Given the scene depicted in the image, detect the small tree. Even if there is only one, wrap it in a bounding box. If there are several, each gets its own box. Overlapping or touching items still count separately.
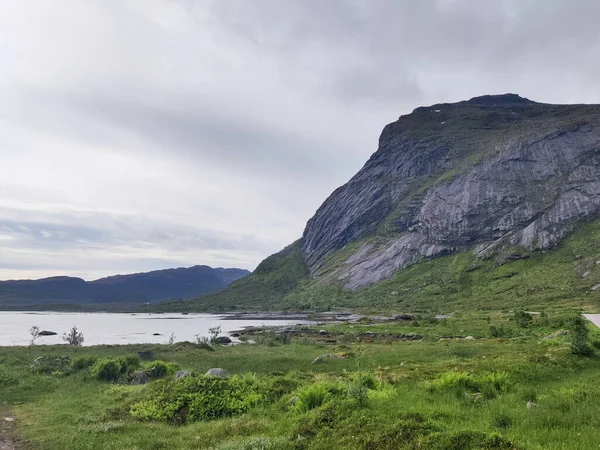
[569,315,593,356]
[165,332,176,345]
[208,326,221,344]
[29,325,41,346]
[62,326,84,346]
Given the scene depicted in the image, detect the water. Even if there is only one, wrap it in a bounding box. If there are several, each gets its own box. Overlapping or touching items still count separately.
[0,311,313,346]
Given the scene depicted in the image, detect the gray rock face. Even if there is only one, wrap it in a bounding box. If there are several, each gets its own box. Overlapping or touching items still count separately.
[301,95,600,289]
[174,370,191,381]
[131,372,149,385]
[205,368,229,378]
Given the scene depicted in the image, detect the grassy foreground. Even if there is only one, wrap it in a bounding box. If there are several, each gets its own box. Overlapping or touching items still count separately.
[2,312,600,449]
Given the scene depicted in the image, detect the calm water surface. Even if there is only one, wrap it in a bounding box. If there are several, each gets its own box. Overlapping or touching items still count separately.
[0,311,313,346]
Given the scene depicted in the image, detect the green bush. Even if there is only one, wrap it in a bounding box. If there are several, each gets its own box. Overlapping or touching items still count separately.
[426,371,509,396]
[568,315,593,356]
[130,375,263,425]
[293,382,332,413]
[72,356,97,371]
[513,310,533,328]
[143,360,180,378]
[91,356,141,382]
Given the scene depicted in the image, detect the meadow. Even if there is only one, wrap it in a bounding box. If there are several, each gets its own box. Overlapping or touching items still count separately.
[2,311,600,449]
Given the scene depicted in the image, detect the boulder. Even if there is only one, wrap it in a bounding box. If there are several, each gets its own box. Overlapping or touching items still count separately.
[38,330,57,336]
[131,372,149,385]
[214,336,232,345]
[205,368,229,378]
[174,370,191,381]
[137,350,154,361]
[394,314,414,321]
[230,332,241,338]
[152,333,161,336]
[319,329,329,336]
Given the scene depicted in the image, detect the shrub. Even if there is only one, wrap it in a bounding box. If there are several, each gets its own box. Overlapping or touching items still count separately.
[568,315,593,356]
[194,335,215,351]
[426,371,477,392]
[92,359,122,382]
[293,382,332,413]
[347,381,369,407]
[144,360,180,378]
[426,371,509,397]
[91,356,141,382]
[62,326,84,346]
[130,375,263,425]
[513,310,533,328]
[72,356,98,371]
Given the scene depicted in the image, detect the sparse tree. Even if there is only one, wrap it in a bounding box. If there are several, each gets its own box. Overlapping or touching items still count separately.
[62,326,84,346]
[165,332,176,345]
[208,326,221,344]
[29,325,41,346]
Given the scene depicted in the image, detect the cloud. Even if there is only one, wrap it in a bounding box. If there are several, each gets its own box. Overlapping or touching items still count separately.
[1,0,599,279]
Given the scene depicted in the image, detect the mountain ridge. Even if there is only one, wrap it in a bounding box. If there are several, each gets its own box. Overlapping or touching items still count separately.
[0,265,249,308]
[168,94,600,312]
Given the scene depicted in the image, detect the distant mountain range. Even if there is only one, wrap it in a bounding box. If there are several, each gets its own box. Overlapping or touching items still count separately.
[0,266,249,308]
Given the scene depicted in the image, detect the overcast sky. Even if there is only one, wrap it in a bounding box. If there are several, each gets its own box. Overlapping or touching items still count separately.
[1,0,599,280]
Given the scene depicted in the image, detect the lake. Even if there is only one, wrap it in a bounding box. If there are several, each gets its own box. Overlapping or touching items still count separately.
[0,311,314,346]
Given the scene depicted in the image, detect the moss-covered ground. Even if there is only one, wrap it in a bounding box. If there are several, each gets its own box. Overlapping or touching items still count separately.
[2,312,600,449]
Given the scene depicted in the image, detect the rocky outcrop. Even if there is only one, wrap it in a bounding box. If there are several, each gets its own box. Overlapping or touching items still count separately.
[301,94,600,289]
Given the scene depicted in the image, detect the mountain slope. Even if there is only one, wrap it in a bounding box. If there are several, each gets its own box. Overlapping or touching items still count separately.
[0,265,249,308]
[181,94,600,311]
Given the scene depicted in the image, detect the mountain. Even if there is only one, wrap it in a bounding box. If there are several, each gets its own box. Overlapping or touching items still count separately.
[0,266,249,308]
[168,94,600,312]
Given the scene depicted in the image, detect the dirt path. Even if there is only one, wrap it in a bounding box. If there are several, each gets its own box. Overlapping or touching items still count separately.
[0,405,22,450]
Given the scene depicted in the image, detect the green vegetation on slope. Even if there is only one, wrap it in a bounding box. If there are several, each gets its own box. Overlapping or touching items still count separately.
[3,312,600,449]
[163,219,600,313]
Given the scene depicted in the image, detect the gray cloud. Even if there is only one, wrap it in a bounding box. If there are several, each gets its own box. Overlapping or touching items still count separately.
[1,0,600,279]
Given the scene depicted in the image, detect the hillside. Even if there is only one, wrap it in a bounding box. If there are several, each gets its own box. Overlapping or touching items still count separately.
[168,94,600,312]
[0,265,249,309]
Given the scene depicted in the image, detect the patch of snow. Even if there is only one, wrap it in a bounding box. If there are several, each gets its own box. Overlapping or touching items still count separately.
[434,109,441,113]
[441,121,446,125]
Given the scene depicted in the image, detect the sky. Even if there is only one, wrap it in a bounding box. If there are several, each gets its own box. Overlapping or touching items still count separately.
[1,0,600,281]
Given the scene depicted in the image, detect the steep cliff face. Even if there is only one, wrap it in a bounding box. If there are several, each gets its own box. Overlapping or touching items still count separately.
[301,94,600,289]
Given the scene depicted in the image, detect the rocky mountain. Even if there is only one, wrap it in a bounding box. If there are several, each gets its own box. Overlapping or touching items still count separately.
[0,266,249,308]
[176,94,600,312]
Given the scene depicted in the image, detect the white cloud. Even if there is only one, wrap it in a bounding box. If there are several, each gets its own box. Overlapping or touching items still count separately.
[1,0,599,279]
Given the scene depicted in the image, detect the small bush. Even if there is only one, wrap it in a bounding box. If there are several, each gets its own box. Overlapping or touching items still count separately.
[293,382,332,413]
[144,360,180,378]
[347,381,369,407]
[513,311,533,328]
[130,375,263,425]
[426,371,477,392]
[427,371,509,397]
[72,356,98,371]
[568,315,593,356]
[62,326,84,346]
[91,356,141,382]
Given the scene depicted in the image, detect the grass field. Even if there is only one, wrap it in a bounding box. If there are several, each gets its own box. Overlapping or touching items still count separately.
[2,312,600,449]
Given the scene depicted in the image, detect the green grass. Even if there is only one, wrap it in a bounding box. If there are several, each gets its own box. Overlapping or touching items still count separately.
[3,313,600,449]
